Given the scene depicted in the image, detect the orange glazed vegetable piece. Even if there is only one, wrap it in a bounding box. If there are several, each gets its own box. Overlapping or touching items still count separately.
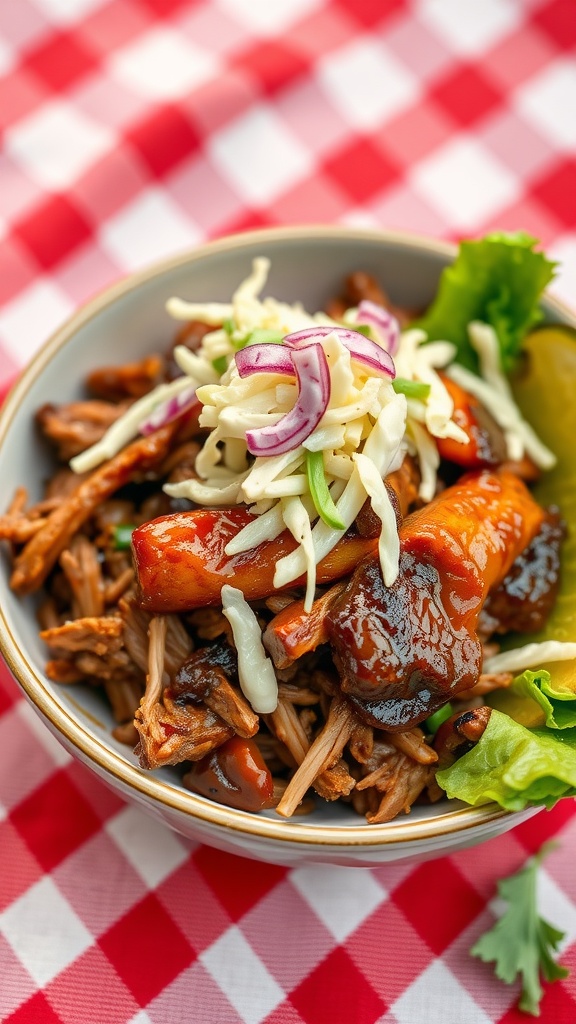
[435,373,507,468]
[182,736,275,812]
[132,507,377,613]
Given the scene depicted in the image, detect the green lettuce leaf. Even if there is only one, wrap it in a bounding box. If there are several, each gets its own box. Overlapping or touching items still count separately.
[436,709,576,811]
[416,232,556,372]
[511,669,576,731]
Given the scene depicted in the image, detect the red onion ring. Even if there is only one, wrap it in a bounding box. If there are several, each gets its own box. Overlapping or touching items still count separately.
[245,344,330,456]
[356,300,400,356]
[139,385,199,436]
[284,326,395,378]
[235,344,295,378]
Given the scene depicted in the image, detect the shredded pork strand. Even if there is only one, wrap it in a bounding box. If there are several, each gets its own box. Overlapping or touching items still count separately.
[269,696,355,801]
[104,677,143,724]
[354,739,433,823]
[40,616,123,657]
[119,597,193,677]
[11,425,176,596]
[59,535,104,618]
[74,649,139,683]
[45,659,84,684]
[134,616,233,769]
[386,727,438,765]
[103,567,135,605]
[36,400,132,461]
[275,697,359,817]
[366,759,433,825]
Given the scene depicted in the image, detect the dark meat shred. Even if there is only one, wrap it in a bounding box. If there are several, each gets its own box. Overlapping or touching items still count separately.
[481,507,565,635]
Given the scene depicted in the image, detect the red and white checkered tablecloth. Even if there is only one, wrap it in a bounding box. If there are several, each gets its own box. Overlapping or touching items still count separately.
[1,1,576,1021]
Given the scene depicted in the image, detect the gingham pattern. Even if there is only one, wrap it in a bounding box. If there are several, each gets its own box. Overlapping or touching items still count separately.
[1,1,575,1021]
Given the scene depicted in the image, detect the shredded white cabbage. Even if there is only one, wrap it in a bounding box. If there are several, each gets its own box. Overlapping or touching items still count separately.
[68,258,557,624]
[281,496,316,611]
[353,452,400,586]
[69,375,195,474]
[483,642,576,674]
[448,322,557,470]
[220,584,278,713]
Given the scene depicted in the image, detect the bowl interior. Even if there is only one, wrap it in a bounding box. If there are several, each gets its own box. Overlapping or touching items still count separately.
[1,227,571,844]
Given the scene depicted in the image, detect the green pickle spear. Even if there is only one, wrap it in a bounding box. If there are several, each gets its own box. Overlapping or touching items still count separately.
[506,324,576,696]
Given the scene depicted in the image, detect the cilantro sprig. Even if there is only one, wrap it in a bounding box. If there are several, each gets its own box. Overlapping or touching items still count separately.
[471,844,569,1016]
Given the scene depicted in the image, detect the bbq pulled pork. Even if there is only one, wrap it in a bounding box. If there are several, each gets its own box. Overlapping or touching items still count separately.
[327,469,552,731]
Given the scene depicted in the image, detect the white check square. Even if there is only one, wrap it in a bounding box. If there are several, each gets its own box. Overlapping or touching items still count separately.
[410,136,518,231]
[201,925,284,1024]
[217,0,323,35]
[32,0,106,24]
[0,279,73,366]
[392,961,493,1024]
[0,877,92,987]
[106,806,190,889]
[99,189,200,272]
[291,864,386,943]
[515,60,576,149]
[417,0,520,56]
[4,100,113,190]
[318,38,418,130]
[208,105,312,206]
[111,28,218,101]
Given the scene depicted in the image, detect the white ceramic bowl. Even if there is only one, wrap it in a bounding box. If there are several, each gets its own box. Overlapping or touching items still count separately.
[1,226,572,867]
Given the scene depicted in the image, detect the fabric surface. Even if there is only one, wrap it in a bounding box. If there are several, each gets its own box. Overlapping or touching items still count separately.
[1,1,576,1021]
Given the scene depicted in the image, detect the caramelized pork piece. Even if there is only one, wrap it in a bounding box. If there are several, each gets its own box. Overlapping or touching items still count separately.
[133,507,378,613]
[436,374,507,468]
[480,506,564,635]
[36,400,132,462]
[173,645,258,738]
[263,582,346,670]
[433,706,492,768]
[328,470,548,731]
[11,424,176,596]
[87,355,164,401]
[135,621,233,769]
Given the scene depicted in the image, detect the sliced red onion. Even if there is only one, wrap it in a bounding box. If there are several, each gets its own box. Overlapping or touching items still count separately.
[235,344,295,378]
[246,344,330,456]
[284,326,395,379]
[356,300,400,356]
[139,385,198,436]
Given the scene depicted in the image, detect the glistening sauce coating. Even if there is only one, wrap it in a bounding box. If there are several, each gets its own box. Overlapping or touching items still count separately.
[327,470,547,730]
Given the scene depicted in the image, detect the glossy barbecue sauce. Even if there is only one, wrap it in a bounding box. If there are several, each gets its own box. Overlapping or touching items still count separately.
[183,737,274,812]
[327,470,548,731]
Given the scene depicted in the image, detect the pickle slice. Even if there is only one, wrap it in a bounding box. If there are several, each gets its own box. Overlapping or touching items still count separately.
[510,324,576,692]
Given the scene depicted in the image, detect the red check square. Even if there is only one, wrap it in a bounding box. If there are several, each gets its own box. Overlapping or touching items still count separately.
[98,894,193,1006]
[291,946,385,1023]
[25,31,97,93]
[10,769,101,873]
